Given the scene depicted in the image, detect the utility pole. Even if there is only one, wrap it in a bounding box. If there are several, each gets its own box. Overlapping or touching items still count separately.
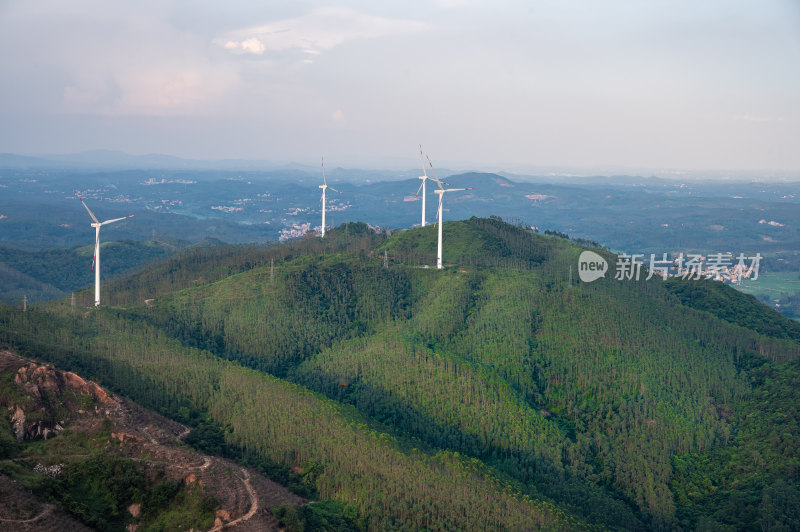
[383,249,388,269]
[569,265,573,288]
[270,258,275,285]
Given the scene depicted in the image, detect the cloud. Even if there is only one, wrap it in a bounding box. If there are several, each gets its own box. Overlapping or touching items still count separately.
[215,7,427,57]
[58,60,239,117]
[0,1,241,117]
[224,37,266,55]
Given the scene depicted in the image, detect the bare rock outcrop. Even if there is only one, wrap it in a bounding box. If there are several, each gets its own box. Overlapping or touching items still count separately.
[4,360,117,441]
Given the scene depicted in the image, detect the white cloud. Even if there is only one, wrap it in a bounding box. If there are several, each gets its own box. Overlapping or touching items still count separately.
[215,7,427,57]
[241,38,266,54]
[225,37,266,55]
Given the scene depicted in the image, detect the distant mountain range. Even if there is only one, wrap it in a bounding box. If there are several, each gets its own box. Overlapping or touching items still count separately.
[4,150,798,182]
[2,158,799,318]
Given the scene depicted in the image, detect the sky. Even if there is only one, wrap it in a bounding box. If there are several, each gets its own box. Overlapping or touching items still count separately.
[1,0,799,174]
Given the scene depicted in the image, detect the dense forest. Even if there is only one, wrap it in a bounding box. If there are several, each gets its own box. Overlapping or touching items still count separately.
[0,239,196,305]
[2,217,799,530]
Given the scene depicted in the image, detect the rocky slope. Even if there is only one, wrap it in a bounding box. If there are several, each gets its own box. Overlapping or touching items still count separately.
[0,349,305,531]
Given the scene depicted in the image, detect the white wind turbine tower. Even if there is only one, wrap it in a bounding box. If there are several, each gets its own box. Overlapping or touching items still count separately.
[428,156,473,270]
[75,193,135,306]
[319,157,341,238]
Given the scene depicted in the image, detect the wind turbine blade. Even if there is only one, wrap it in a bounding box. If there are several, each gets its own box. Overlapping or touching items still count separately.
[75,192,100,223]
[322,156,327,187]
[426,155,444,190]
[101,214,135,225]
[419,144,428,177]
[414,181,424,197]
[328,187,341,194]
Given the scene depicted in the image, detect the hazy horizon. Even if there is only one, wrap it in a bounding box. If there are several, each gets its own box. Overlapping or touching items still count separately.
[3,149,800,182]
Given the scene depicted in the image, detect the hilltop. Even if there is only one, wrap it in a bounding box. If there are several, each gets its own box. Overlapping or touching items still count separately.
[1,217,799,530]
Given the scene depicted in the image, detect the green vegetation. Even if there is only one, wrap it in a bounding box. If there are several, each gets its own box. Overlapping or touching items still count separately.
[272,500,361,532]
[185,417,317,498]
[0,359,219,531]
[0,415,19,459]
[0,240,184,305]
[48,454,146,531]
[0,419,218,532]
[670,356,800,529]
[665,276,800,342]
[736,271,800,298]
[1,216,799,530]
[37,455,216,532]
[140,481,217,532]
[733,271,800,321]
[0,308,576,530]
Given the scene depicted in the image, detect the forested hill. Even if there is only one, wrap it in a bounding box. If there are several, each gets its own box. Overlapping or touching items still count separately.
[2,217,800,530]
[0,238,216,305]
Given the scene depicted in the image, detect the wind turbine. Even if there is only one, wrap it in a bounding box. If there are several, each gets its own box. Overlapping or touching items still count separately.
[319,157,341,237]
[415,145,431,227]
[75,193,135,306]
[429,159,473,269]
